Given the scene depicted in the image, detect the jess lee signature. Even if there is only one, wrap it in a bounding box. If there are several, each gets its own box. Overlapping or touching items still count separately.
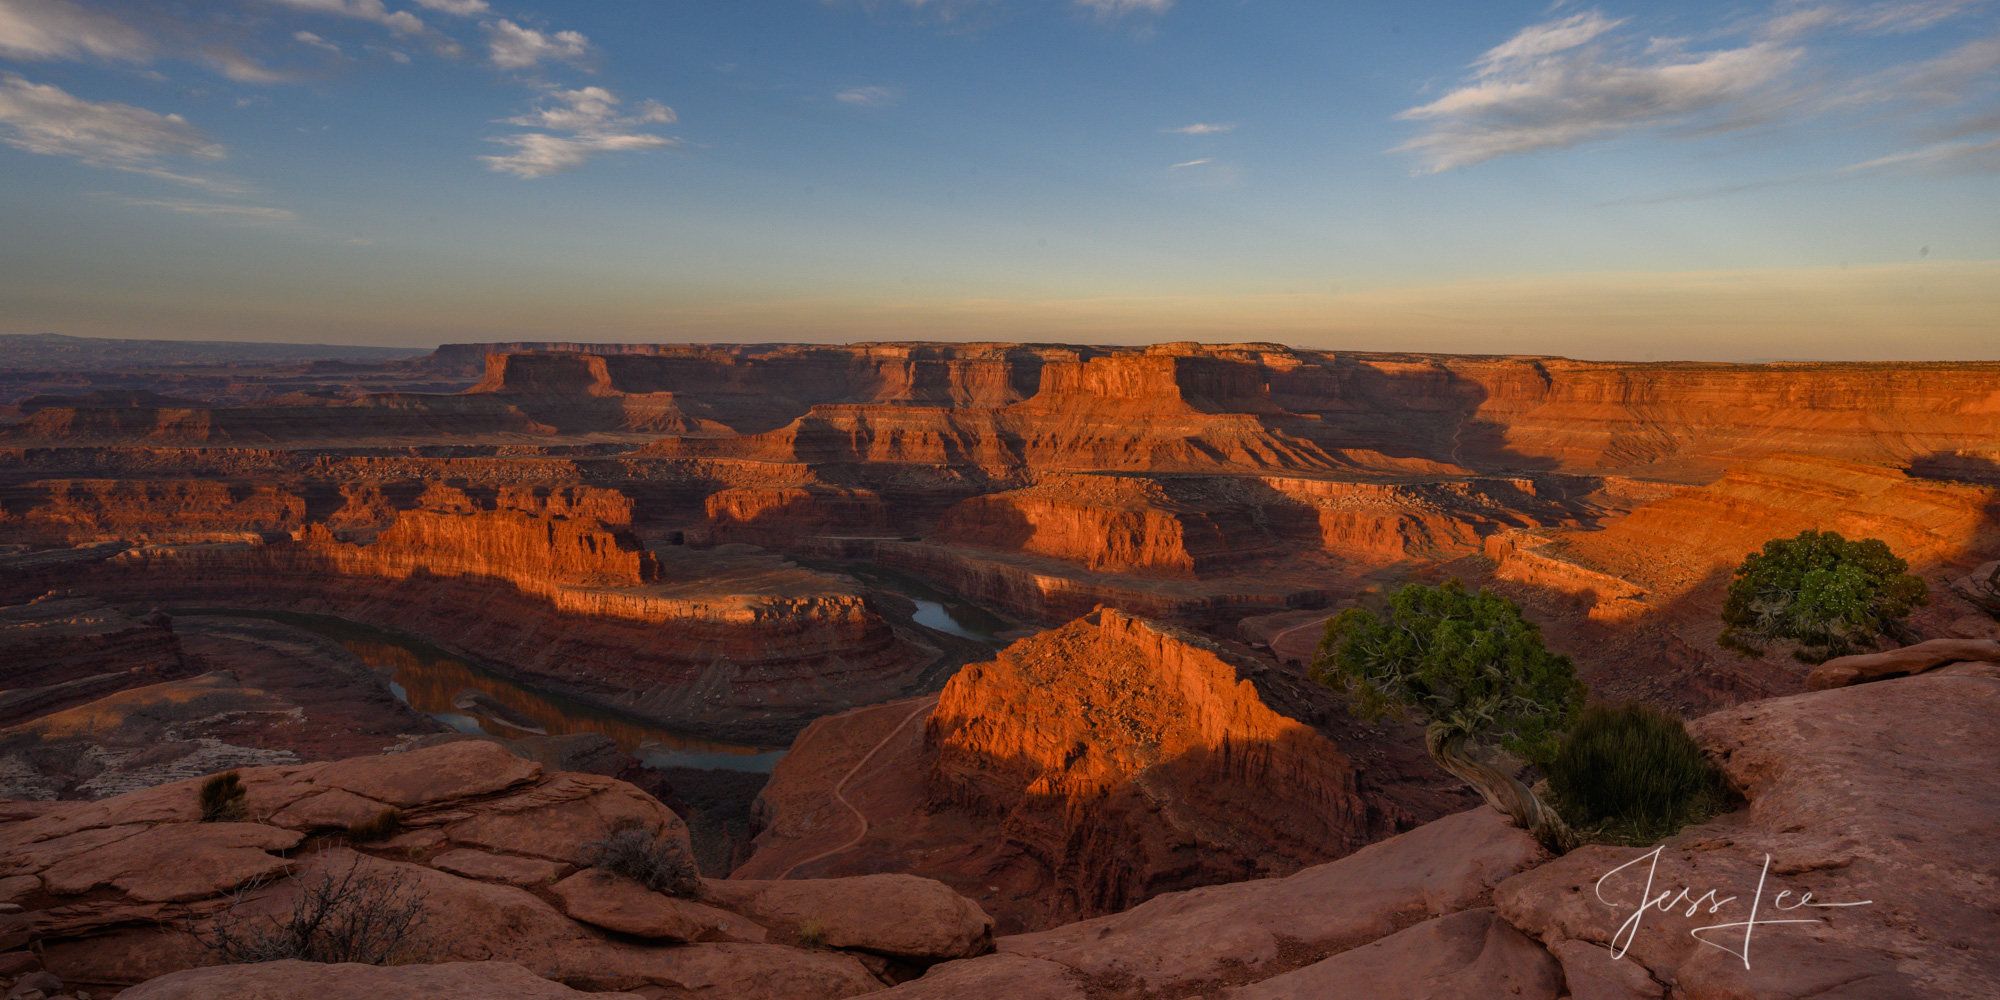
[1594,846,1873,970]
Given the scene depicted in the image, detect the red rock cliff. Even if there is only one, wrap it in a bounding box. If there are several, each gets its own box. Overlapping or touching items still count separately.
[924,608,1392,918]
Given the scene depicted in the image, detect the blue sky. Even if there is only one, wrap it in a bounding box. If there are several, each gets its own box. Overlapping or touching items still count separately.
[1,0,1996,359]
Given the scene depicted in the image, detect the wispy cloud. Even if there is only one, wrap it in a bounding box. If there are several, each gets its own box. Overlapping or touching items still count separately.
[1763,0,1986,38]
[204,46,290,83]
[485,18,589,69]
[119,196,296,222]
[412,0,487,15]
[0,73,224,176]
[267,0,427,36]
[293,30,342,54]
[835,85,903,107]
[1074,0,1171,17]
[1169,157,1211,168]
[482,86,676,177]
[1163,122,1232,135]
[1396,11,1802,172]
[0,0,151,63]
[1844,135,2000,170]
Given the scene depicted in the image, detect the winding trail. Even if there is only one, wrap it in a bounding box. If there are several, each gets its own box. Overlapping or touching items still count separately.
[776,695,938,880]
[1269,614,1334,661]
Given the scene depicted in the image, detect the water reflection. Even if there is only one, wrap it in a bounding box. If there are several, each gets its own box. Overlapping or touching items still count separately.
[169,608,784,772]
[801,560,1013,645]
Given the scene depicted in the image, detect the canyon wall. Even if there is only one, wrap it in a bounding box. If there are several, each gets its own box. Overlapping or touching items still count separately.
[0,509,926,742]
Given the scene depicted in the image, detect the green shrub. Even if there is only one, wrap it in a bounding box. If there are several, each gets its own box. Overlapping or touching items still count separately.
[346,808,403,843]
[199,771,247,823]
[1719,529,1928,663]
[582,824,702,898]
[1545,703,1725,845]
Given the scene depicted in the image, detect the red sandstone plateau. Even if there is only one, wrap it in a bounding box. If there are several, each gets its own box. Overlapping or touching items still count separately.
[2,338,1997,997]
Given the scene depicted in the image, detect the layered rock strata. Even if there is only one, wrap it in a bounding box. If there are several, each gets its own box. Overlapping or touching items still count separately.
[0,509,924,741]
[0,597,190,726]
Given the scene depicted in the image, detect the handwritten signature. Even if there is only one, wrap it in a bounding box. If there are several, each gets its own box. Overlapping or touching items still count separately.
[1594,846,1873,970]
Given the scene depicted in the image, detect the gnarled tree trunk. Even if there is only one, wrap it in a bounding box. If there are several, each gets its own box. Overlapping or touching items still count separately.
[1426,725,1576,853]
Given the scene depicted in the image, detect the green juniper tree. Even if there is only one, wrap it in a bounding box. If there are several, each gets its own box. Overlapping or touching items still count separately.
[1311,580,1585,852]
[1718,529,1929,664]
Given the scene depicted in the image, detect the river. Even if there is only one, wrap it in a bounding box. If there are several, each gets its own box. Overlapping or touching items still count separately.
[166,607,787,772]
[164,565,1013,774]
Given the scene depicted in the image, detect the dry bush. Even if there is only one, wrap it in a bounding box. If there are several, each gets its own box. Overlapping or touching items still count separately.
[201,858,429,965]
[345,808,403,843]
[199,771,247,823]
[583,823,701,897]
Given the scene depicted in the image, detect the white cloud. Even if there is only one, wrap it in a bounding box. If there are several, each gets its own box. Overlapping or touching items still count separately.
[1074,0,1171,16]
[835,85,902,107]
[1476,11,1624,68]
[1843,135,2000,169]
[0,73,223,175]
[267,0,427,35]
[294,30,341,54]
[1163,122,1233,134]
[205,47,290,83]
[502,85,673,130]
[1396,12,1802,172]
[413,0,487,14]
[481,131,673,178]
[1169,157,1211,168]
[485,18,589,69]
[119,196,296,221]
[483,86,676,178]
[0,0,151,63]
[1764,0,1985,38]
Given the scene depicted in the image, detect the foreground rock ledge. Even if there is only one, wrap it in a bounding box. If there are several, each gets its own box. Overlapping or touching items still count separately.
[117,960,644,999]
[0,739,990,997]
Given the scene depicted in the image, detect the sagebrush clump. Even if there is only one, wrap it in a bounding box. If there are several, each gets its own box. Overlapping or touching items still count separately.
[583,824,702,897]
[1545,702,1725,845]
[199,770,247,823]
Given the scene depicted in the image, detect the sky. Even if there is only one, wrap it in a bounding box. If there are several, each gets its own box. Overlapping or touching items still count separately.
[0,0,1996,360]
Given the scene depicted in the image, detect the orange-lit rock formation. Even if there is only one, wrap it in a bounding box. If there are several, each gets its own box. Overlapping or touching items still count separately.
[924,608,1392,918]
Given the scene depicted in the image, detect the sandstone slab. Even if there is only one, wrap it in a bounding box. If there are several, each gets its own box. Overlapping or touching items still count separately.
[1499,673,2000,999]
[40,822,300,901]
[1805,637,2000,689]
[442,773,688,865]
[994,806,1542,990]
[268,788,396,831]
[875,953,1086,1000]
[1550,939,1665,1000]
[706,873,992,960]
[553,941,884,999]
[1229,908,1561,1000]
[428,848,565,887]
[313,740,542,808]
[551,870,763,943]
[118,960,643,999]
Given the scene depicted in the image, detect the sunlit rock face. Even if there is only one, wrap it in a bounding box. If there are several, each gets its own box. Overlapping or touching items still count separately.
[925,608,1395,919]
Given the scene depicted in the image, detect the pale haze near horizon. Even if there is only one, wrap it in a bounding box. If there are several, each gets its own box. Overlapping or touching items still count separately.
[1,0,1995,361]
